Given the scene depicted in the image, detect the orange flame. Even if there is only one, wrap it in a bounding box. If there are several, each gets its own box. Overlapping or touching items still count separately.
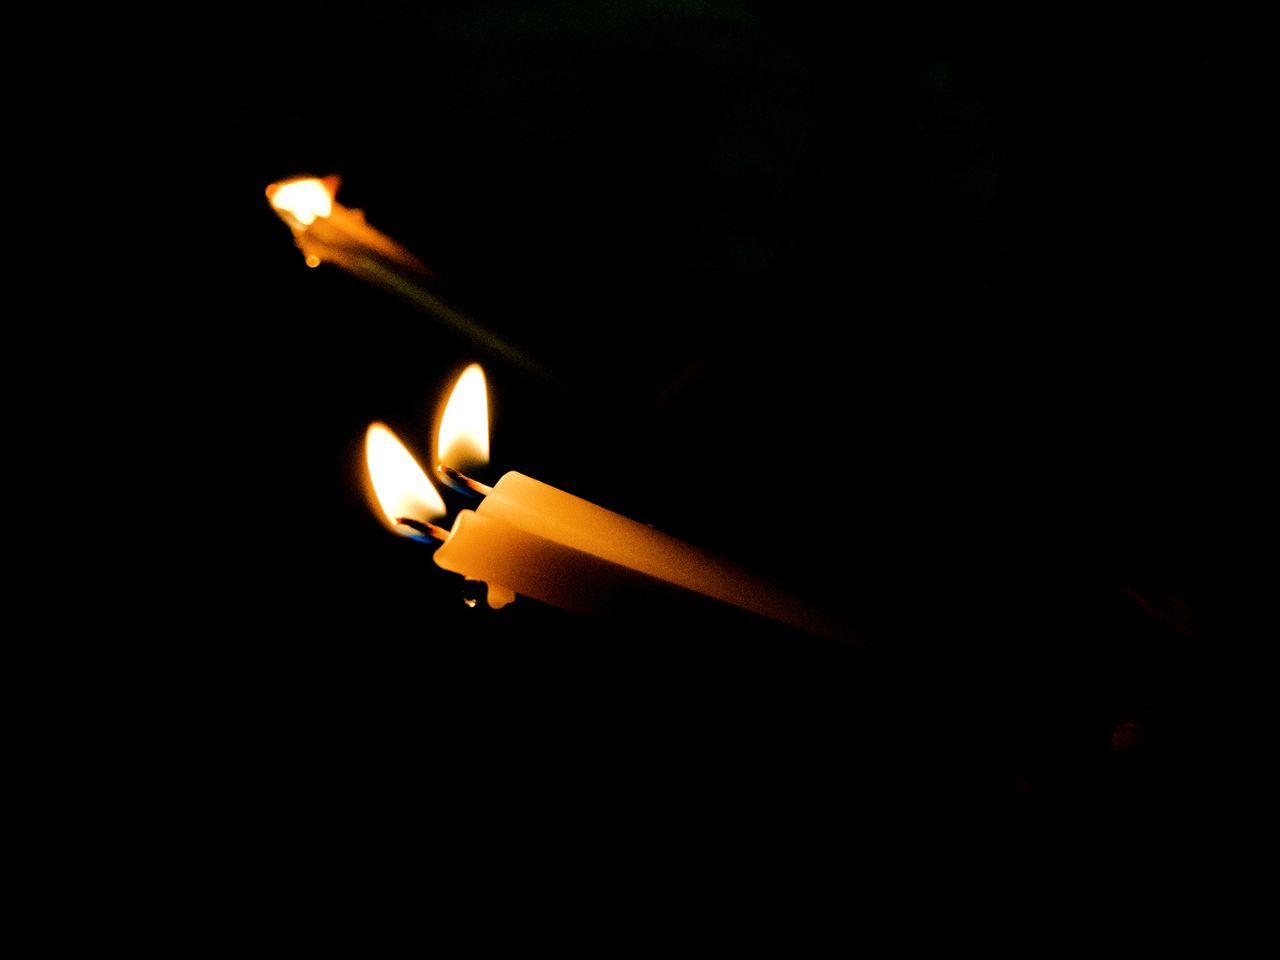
[435,364,490,475]
[365,423,446,536]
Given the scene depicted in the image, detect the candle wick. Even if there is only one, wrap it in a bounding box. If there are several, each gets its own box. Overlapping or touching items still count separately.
[396,518,451,542]
[437,465,495,497]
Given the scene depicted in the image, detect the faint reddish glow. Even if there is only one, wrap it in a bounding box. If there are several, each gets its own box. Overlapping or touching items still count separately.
[1122,587,1195,638]
[1111,721,1144,753]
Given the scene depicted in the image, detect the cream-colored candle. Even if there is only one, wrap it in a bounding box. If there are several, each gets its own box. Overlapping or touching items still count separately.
[433,510,698,617]
[455,472,839,637]
[267,177,553,383]
[420,365,847,640]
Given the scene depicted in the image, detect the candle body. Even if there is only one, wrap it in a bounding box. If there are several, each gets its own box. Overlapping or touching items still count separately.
[291,205,427,274]
[435,472,845,639]
[433,510,701,618]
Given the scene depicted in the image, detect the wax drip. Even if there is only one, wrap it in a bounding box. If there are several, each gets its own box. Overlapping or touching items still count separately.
[462,578,516,610]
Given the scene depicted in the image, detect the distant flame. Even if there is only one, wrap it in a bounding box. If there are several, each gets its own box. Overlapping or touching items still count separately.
[436,364,490,474]
[266,177,334,226]
[365,423,446,535]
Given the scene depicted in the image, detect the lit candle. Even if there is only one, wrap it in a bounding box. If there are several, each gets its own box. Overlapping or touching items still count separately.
[265,176,425,274]
[266,176,555,383]
[365,364,849,642]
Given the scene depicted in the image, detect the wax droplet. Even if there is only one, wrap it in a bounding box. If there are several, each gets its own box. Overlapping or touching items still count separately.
[487,583,516,609]
[305,254,321,268]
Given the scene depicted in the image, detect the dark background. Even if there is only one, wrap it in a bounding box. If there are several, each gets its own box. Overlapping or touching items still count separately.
[183,2,1255,906]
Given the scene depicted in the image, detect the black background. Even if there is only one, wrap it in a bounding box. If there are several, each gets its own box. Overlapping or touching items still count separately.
[177,2,1256,909]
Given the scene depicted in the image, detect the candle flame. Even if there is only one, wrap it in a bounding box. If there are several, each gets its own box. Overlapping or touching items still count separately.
[266,177,334,226]
[436,364,490,475]
[365,423,446,536]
